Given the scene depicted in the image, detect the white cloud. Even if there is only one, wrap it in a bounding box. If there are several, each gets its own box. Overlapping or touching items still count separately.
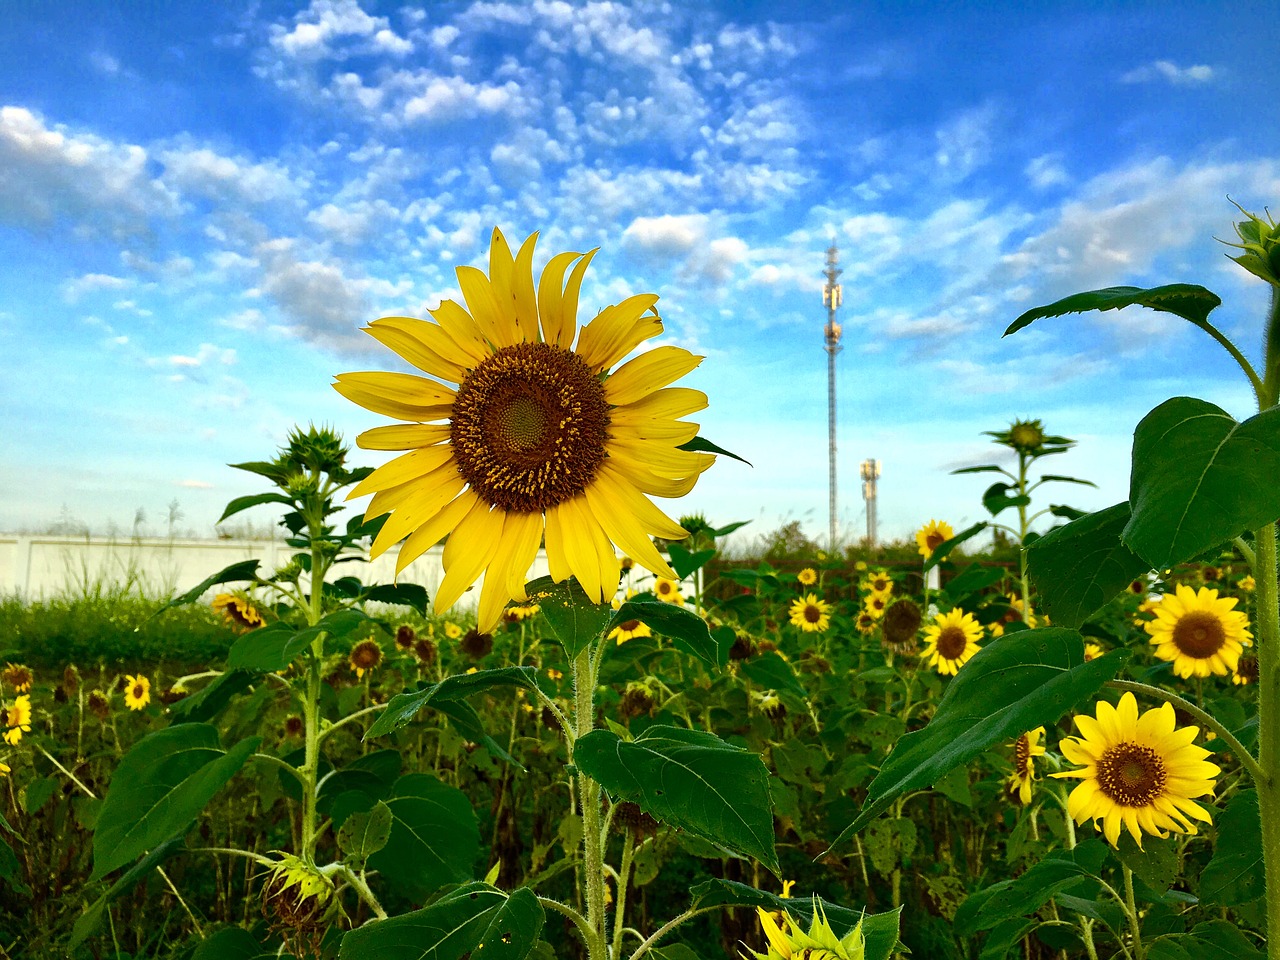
[623,213,708,257]
[63,273,130,302]
[1025,154,1070,189]
[169,343,237,368]
[0,105,178,239]
[254,238,372,349]
[178,479,214,489]
[1121,60,1215,85]
[935,102,998,179]
[270,0,411,59]
[159,145,300,205]
[403,75,523,123]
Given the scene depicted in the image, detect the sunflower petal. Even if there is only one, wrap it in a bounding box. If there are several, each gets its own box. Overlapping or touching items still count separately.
[349,445,455,499]
[357,423,452,451]
[333,372,455,422]
[369,465,466,559]
[364,319,469,382]
[511,231,540,342]
[429,299,491,363]
[576,293,663,372]
[538,250,591,347]
[606,347,705,406]
[458,264,516,347]
[395,490,477,575]
[610,386,709,422]
[435,499,505,614]
[582,473,679,580]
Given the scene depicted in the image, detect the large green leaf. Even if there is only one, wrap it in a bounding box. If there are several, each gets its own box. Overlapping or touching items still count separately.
[71,837,185,948]
[365,774,480,900]
[167,669,257,724]
[573,725,778,873]
[360,582,430,615]
[1147,921,1266,960]
[923,522,988,572]
[828,630,1128,851]
[1003,284,1222,336]
[1026,502,1150,627]
[339,883,544,959]
[217,491,294,524]
[740,651,807,699]
[91,725,261,879]
[366,667,540,739]
[1199,789,1264,905]
[688,879,900,960]
[1124,397,1280,568]
[154,559,261,614]
[227,609,372,673]
[190,926,284,960]
[954,841,1107,936]
[668,543,716,579]
[607,600,724,668]
[525,575,613,658]
[336,800,393,864]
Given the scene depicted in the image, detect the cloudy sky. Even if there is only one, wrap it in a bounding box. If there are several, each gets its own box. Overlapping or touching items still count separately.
[2,1,1279,550]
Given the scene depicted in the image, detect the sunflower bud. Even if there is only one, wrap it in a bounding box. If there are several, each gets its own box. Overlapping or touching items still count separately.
[261,854,342,956]
[1222,202,1280,287]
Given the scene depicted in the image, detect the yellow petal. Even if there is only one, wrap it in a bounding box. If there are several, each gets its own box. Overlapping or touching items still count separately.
[434,498,505,613]
[356,423,452,451]
[537,250,587,347]
[610,386,708,422]
[334,372,455,421]
[369,465,466,559]
[543,504,573,584]
[576,293,663,372]
[428,299,491,363]
[607,436,715,479]
[582,472,678,579]
[605,346,704,405]
[511,231,540,342]
[395,489,478,575]
[606,454,704,498]
[349,445,455,499]
[367,316,474,379]
[611,417,699,446]
[498,510,545,601]
[457,264,516,347]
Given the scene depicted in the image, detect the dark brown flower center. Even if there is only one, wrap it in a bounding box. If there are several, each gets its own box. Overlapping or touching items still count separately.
[1172,610,1227,659]
[131,683,146,699]
[619,619,642,632]
[450,341,609,513]
[926,532,945,551]
[1014,734,1033,776]
[804,603,822,623]
[1238,655,1259,682]
[1096,741,1167,806]
[935,625,968,660]
[351,641,382,669]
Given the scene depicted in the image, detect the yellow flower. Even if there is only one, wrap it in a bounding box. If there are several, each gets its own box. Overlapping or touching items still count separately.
[609,618,654,645]
[504,603,541,622]
[1083,643,1105,662]
[1233,654,1259,686]
[2,663,32,693]
[546,668,564,681]
[3,694,32,744]
[1005,727,1046,805]
[212,593,264,632]
[915,519,953,559]
[861,571,893,597]
[348,639,384,679]
[921,609,983,676]
[0,761,9,777]
[123,675,150,711]
[1144,584,1252,678]
[789,594,833,633]
[1239,574,1256,592]
[854,560,867,572]
[335,228,714,631]
[443,621,463,640]
[862,593,889,620]
[653,578,685,605]
[743,900,865,960]
[1052,692,1219,848]
[855,612,878,636]
[796,567,818,587]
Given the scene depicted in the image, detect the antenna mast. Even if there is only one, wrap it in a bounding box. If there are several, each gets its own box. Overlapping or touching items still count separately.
[822,243,843,551]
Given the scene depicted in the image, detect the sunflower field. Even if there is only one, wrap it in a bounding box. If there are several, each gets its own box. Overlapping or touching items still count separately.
[4,211,1280,960]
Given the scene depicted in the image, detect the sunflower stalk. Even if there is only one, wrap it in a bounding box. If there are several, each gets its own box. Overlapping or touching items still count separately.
[572,642,609,960]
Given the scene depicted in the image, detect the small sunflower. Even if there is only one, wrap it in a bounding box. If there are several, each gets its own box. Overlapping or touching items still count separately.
[1083,642,1105,662]
[1144,584,1252,678]
[1239,574,1257,592]
[1005,727,1046,805]
[87,690,111,720]
[504,602,541,622]
[653,578,685,605]
[855,612,878,636]
[460,628,494,659]
[915,519,953,560]
[123,675,150,711]
[0,761,9,777]
[4,694,32,744]
[881,598,922,654]
[609,618,653,645]
[1234,654,1259,686]
[862,570,893,596]
[213,593,264,632]
[1006,417,1047,455]
[921,609,983,676]
[349,639,384,678]
[862,593,889,619]
[1052,692,1220,848]
[2,663,32,694]
[413,635,438,665]
[443,621,463,640]
[743,901,865,960]
[789,594,833,633]
[854,560,868,572]
[394,624,416,650]
[796,567,818,587]
[335,228,715,632]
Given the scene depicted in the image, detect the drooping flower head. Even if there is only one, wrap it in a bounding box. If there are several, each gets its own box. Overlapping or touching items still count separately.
[3,694,32,744]
[914,519,953,560]
[789,594,833,633]
[1144,584,1252,678]
[2,663,32,694]
[335,229,714,631]
[348,638,384,678]
[742,900,866,960]
[1005,727,1046,805]
[1052,692,1219,848]
[213,593,264,632]
[123,675,150,711]
[609,618,653,645]
[921,608,982,676]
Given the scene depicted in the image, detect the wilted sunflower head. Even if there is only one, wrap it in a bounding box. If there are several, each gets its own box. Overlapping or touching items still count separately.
[881,598,922,652]
[334,228,716,632]
[88,689,111,720]
[261,853,341,956]
[460,628,494,660]
[2,663,32,694]
[349,638,384,678]
[394,624,416,650]
[413,635,438,665]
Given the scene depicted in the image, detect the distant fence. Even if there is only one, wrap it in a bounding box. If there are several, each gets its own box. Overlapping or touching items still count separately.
[0,534,553,611]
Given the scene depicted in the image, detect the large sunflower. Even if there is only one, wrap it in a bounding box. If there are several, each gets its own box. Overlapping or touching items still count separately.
[336,229,714,630]
[1052,692,1219,847]
[915,519,954,559]
[921,608,982,676]
[1144,584,1252,678]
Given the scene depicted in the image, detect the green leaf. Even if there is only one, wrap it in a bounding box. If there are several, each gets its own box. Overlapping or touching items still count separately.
[982,482,1030,517]
[70,837,185,948]
[828,631,1128,851]
[1124,397,1280,568]
[574,725,778,873]
[668,543,716,580]
[951,464,1012,476]
[923,522,988,572]
[366,774,479,901]
[1039,474,1098,487]
[1003,283,1222,336]
[708,519,751,538]
[168,669,257,724]
[678,435,752,466]
[336,800,393,863]
[525,576,613,658]
[191,926,280,960]
[608,600,723,668]
[1115,833,1179,896]
[217,492,293,524]
[1200,789,1264,905]
[339,882,544,959]
[228,459,292,484]
[1147,921,1266,960]
[227,610,372,673]
[955,841,1107,936]
[740,651,807,699]
[687,879,901,960]
[360,582,430,615]
[942,564,1006,606]
[92,725,261,879]
[1026,503,1151,628]
[153,559,261,614]
[433,699,525,768]
[367,666,540,739]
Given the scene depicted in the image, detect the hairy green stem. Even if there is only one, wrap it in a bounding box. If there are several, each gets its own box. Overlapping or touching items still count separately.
[1254,521,1280,960]
[572,645,607,960]
[1121,864,1144,960]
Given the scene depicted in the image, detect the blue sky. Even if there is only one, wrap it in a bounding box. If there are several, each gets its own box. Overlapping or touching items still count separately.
[2,1,1279,550]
